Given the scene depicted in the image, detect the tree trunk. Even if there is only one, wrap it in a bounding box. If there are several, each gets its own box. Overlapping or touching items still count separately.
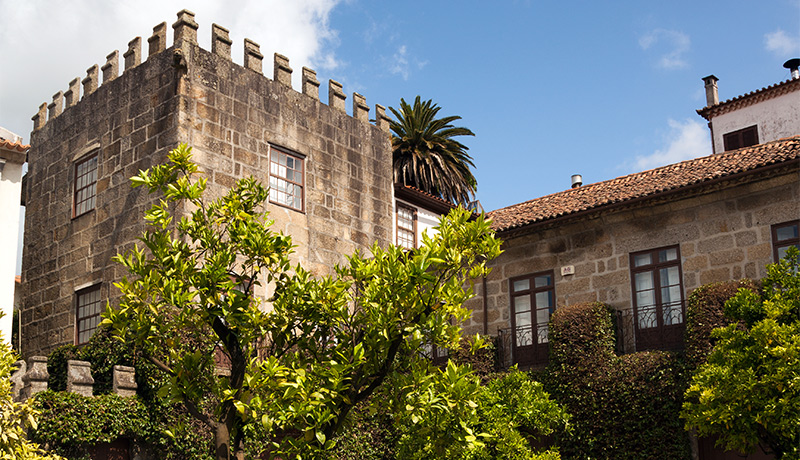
[215,423,231,460]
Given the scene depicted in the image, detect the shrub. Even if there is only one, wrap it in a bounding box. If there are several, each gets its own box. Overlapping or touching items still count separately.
[684,279,759,369]
[544,301,689,460]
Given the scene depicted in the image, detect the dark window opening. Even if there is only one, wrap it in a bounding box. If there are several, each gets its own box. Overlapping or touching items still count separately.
[722,125,759,151]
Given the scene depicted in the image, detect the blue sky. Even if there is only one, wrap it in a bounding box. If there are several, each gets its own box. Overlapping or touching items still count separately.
[2,1,800,270]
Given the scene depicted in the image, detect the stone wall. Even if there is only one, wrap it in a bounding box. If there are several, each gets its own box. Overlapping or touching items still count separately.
[21,10,393,357]
[463,165,800,338]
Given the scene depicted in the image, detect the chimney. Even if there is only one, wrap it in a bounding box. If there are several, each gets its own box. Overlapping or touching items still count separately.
[784,58,800,80]
[702,75,719,106]
[571,174,583,188]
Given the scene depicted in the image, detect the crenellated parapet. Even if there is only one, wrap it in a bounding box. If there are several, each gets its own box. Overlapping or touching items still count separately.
[32,9,390,133]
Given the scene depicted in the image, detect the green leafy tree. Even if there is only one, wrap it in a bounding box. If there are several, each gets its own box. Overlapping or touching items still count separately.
[0,314,64,460]
[683,247,800,459]
[390,96,476,206]
[104,144,501,460]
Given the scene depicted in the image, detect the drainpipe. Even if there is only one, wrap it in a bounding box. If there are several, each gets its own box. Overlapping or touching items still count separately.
[482,276,488,335]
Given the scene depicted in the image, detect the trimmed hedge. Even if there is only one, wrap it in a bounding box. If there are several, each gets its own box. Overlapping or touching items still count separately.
[544,301,690,460]
[684,279,759,369]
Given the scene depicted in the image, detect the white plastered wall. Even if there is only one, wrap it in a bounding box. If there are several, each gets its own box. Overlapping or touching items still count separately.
[711,90,800,153]
[0,156,23,344]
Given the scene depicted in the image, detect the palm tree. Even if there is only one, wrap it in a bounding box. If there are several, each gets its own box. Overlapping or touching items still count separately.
[389,96,476,206]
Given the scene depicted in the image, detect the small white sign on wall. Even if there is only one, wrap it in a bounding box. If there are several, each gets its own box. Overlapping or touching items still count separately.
[561,265,575,276]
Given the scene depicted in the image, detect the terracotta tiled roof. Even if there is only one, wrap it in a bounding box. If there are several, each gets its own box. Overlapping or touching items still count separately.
[697,77,800,120]
[488,136,800,233]
[0,138,30,152]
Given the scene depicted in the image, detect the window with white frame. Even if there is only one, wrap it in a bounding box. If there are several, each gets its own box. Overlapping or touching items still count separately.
[269,146,304,211]
[396,203,416,249]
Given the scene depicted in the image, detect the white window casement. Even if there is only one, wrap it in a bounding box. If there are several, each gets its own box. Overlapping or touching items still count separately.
[269,145,304,212]
[73,153,98,217]
[396,203,417,249]
[76,284,102,345]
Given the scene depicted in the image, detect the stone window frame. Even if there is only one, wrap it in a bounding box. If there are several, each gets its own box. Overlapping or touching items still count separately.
[75,284,102,345]
[629,245,685,351]
[509,270,555,366]
[73,152,99,218]
[268,144,305,212]
[772,220,800,262]
[396,203,417,249]
[722,125,759,151]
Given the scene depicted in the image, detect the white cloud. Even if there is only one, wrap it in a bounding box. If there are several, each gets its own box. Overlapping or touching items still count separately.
[639,29,691,70]
[389,45,410,80]
[0,0,343,140]
[764,29,800,56]
[631,119,710,171]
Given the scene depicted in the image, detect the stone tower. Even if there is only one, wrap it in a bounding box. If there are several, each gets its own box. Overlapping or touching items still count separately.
[21,10,394,357]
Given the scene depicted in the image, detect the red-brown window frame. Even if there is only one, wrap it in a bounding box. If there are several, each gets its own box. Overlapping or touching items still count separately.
[396,203,417,249]
[75,284,102,345]
[509,270,555,367]
[772,220,800,262]
[268,145,305,212]
[73,153,98,218]
[629,245,685,351]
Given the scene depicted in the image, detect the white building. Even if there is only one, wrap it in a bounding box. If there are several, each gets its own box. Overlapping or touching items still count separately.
[698,59,800,154]
[0,127,28,344]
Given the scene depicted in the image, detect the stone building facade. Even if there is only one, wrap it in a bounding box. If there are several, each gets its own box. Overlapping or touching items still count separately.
[463,137,800,368]
[21,10,394,357]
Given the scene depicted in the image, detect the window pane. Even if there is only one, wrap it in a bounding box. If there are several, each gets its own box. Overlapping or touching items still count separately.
[636,290,655,308]
[515,311,531,328]
[534,275,551,288]
[512,279,530,292]
[535,291,552,309]
[536,307,550,325]
[776,224,799,241]
[513,295,531,313]
[635,272,654,291]
[537,324,549,344]
[634,253,652,267]
[778,245,799,260]
[661,285,682,307]
[515,326,533,347]
[663,303,683,326]
[638,305,657,329]
[659,247,678,262]
[660,266,680,286]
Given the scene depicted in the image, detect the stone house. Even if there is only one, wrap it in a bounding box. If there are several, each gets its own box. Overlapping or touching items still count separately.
[463,67,800,368]
[20,10,395,357]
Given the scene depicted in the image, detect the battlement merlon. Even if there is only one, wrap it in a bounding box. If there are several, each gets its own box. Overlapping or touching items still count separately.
[31,9,391,133]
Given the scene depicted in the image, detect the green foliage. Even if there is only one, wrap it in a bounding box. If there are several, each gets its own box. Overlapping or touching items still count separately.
[390,96,477,206]
[46,344,79,392]
[683,247,800,459]
[466,369,567,460]
[32,390,213,460]
[0,313,64,460]
[104,144,502,459]
[684,279,760,369]
[545,302,690,460]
